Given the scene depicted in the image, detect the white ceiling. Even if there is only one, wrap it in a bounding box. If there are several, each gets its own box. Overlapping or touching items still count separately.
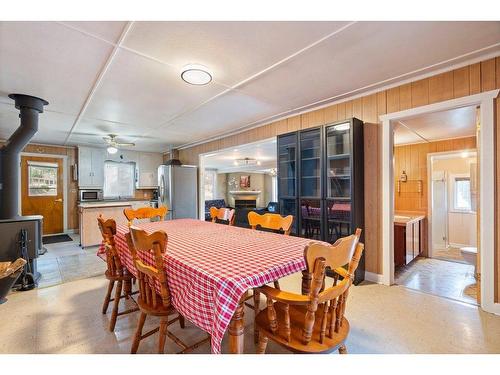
[394,105,477,145]
[0,21,499,152]
[203,139,277,173]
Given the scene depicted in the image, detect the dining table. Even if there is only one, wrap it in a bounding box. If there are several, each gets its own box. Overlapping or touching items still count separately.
[99,218,326,354]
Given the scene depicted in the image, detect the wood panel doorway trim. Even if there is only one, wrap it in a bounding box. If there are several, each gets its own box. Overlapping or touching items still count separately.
[380,89,500,315]
[18,152,68,234]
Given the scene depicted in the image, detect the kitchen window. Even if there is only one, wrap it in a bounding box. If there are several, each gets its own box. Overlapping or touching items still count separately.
[28,162,58,196]
[103,161,135,199]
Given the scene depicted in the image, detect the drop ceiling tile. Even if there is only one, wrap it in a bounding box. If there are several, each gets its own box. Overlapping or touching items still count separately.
[238,21,500,112]
[123,21,349,86]
[61,21,128,44]
[0,22,115,115]
[83,48,227,128]
[165,90,279,142]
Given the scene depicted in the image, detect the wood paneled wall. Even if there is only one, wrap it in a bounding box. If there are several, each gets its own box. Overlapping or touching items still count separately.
[179,57,500,285]
[394,136,477,213]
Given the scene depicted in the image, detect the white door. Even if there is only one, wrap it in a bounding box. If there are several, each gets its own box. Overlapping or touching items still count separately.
[431,170,448,251]
[78,147,93,187]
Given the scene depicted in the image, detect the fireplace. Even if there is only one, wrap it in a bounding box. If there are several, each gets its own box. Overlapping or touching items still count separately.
[235,199,256,209]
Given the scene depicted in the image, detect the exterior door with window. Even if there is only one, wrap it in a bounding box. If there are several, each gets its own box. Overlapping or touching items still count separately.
[21,156,64,234]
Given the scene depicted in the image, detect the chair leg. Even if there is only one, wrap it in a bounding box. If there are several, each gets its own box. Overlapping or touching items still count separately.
[102,280,114,314]
[273,280,281,289]
[109,280,122,332]
[179,314,185,329]
[131,312,147,354]
[256,334,268,354]
[158,318,168,354]
[253,290,260,344]
[338,344,347,354]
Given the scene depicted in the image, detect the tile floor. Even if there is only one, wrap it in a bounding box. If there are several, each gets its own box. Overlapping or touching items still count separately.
[1,269,500,354]
[35,234,105,288]
[433,246,469,264]
[395,257,477,305]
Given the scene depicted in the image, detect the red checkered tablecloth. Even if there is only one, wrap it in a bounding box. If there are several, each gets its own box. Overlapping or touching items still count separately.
[98,218,324,353]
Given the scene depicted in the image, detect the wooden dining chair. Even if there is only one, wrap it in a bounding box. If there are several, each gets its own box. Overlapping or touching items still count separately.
[254,228,363,354]
[97,215,139,332]
[209,206,235,226]
[248,211,293,290]
[124,206,168,225]
[127,226,210,354]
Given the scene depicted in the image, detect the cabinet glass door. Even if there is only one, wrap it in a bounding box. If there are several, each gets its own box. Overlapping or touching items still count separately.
[300,199,322,240]
[300,129,321,197]
[280,199,298,235]
[326,199,352,244]
[278,133,297,197]
[326,123,351,199]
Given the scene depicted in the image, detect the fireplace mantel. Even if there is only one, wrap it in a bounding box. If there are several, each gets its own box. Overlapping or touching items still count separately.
[229,190,261,196]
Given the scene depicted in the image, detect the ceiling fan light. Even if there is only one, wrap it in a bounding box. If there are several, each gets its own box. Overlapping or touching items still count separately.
[107,146,118,154]
[181,64,212,85]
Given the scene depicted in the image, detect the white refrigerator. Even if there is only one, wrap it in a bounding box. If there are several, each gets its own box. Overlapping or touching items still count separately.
[158,164,198,220]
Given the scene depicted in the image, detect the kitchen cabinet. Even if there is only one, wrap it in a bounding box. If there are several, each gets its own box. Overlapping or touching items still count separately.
[137,152,163,189]
[78,146,105,188]
[394,215,424,267]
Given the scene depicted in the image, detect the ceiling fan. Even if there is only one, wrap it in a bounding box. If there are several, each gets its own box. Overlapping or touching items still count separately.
[103,134,135,154]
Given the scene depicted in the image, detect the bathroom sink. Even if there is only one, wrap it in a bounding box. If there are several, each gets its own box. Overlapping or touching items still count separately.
[394,215,411,220]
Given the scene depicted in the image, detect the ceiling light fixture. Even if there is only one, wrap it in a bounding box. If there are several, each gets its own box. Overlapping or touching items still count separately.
[181,64,212,85]
[107,146,118,154]
[234,157,259,166]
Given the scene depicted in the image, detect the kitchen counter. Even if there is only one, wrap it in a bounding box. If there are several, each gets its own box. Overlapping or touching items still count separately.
[394,212,426,226]
[78,201,135,208]
[78,200,151,247]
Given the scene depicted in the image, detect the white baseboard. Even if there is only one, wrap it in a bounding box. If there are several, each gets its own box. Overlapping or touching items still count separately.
[364,271,384,284]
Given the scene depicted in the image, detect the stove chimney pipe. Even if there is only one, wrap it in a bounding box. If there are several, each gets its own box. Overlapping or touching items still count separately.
[0,94,48,219]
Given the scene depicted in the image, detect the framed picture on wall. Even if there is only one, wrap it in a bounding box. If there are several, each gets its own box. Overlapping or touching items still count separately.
[240,175,250,188]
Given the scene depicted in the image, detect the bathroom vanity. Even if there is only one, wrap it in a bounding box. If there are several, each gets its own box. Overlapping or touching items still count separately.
[394,213,425,267]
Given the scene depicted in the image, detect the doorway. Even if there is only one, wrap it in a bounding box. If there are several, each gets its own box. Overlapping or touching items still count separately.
[21,155,64,235]
[381,89,499,314]
[199,138,278,226]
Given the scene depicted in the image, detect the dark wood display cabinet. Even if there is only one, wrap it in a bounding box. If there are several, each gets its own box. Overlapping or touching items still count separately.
[277,118,365,284]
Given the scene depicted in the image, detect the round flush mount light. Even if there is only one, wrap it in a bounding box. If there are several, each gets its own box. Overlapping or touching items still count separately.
[107,146,118,154]
[181,64,212,85]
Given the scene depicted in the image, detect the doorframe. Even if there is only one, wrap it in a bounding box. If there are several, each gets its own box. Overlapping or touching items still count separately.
[18,152,69,234]
[198,137,276,221]
[427,150,477,259]
[380,89,499,315]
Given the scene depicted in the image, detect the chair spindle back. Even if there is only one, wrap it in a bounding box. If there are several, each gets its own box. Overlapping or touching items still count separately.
[97,215,124,277]
[209,206,235,225]
[127,226,171,309]
[124,206,168,225]
[247,212,294,235]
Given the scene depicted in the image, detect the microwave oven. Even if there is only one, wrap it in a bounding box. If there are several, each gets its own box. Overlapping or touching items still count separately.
[79,189,103,202]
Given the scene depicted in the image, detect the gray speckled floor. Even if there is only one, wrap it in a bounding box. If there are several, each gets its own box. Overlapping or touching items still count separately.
[395,257,477,305]
[1,272,499,354]
[35,234,105,288]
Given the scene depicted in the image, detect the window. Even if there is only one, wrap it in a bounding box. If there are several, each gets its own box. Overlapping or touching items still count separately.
[28,162,58,196]
[103,161,135,199]
[453,176,472,211]
[204,169,217,200]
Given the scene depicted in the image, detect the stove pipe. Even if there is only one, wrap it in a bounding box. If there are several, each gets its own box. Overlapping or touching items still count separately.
[0,94,48,219]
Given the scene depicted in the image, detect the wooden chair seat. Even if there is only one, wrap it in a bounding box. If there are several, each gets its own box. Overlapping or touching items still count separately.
[136,293,178,317]
[255,302,349,354]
